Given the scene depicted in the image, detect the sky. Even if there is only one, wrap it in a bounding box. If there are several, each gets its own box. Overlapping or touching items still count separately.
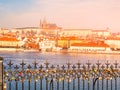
[0,0,120,32]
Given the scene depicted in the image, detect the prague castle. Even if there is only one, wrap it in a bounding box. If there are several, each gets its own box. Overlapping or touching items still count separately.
[40,18,60,29]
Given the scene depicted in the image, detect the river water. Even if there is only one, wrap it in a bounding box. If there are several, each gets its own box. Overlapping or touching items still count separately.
[1,51,120,66]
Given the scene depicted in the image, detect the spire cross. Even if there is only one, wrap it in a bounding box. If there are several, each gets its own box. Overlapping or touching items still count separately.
[86,60,91,69]
[114,60,118,68]
[7,60,13,69]
[96,60,101,69]
[14,65,19,70]
[105,60,110,68]
[39,65,44,70]
[76,60,81,69]
[33,59,38,69]
[20,60,26,70]
[101,65,105,70]
[72,65,76,70]
[61,65,65,70]
[51,64,55,69]
[66,62,71,69]
[27,64,32,69]
[44,60,49,69]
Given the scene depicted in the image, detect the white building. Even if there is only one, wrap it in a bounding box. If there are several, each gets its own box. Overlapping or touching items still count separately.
[59,29,92,37]
[105,38,120,50]
[39,39,56,51]
[92,28,110,38]
[69,42,110,53]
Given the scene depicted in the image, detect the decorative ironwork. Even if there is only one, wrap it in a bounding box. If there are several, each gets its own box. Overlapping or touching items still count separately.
[3,60,120,90]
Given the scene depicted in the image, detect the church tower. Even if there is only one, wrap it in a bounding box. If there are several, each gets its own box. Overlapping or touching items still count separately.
[106,27,109,31]
[40,19,43,29]
[43,17,47,29]
[40,17,47,29]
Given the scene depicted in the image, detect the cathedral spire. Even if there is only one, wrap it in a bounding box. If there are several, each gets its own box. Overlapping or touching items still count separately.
[43,17,47,29]
[40,19,43,29]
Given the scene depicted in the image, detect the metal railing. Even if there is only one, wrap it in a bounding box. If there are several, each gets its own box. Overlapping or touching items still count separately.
[4,60,120,90]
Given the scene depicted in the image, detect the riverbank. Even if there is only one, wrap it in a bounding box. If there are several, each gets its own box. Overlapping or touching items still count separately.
[0,48,24,52]
[0,48,120,55]
[66,49,120,54]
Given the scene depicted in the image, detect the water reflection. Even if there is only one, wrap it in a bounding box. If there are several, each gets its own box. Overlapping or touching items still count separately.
[0,51,120,65]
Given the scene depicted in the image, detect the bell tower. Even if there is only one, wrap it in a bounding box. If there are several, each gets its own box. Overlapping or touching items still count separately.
[43,17,47,29]
[40,17,47,29]
[40,19,43,29]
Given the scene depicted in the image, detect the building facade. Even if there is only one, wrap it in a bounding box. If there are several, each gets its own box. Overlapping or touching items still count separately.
[59,29,92,37]
[0,37,21,48]
[105,38,120,50]
[69,42,110,53]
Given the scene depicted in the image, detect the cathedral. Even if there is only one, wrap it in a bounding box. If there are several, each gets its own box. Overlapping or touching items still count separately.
[40,18,58,29]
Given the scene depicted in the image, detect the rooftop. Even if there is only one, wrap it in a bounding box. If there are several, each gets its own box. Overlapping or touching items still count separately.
[0,37,19,41]
[71,42,109,47]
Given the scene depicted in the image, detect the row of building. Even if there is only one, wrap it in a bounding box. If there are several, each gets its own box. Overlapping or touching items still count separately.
[0,35,120,52]
[0,28,110,38]
[0,19,120,52]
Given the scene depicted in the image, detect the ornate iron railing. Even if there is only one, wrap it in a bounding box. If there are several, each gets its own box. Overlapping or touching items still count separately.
[4,60,120,90]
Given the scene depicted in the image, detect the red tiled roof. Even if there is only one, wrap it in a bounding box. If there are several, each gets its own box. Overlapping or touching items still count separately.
[92,30,108,32]
[25,43,39,49]
[106,37,120,40]
[71,42,109,47]
[3,33,16,37]
[0,37,19,41]
[64,29,92,31]
[59,36,82,40]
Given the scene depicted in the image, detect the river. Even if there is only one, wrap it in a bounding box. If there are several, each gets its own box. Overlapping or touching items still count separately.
[0,51,120,66]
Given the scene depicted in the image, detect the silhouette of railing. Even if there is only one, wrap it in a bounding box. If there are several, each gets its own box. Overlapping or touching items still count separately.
[4,60,120,90]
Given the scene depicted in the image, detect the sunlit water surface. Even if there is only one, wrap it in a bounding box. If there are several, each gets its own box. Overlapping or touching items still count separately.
[0,51,120,65]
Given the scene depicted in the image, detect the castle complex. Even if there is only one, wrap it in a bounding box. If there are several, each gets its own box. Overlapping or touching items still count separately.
[0,18,120,52]
[40,18,59,29]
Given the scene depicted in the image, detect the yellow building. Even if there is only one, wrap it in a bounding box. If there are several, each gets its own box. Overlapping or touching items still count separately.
[57,37,87,49]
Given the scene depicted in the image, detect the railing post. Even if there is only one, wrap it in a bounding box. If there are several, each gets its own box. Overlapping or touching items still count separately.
[93,78,99,90]
[111,79,112,90]
[46,77,48,90]
[20,60,26,90]
[14,65,19,90]
[62,78,64,90]
[102,78,104,90]
[96,60,101,90]
[78,76,80,90]
[115,78,117,90]
[101,65,105,90]
[83,78,84,90]
[73,78,75,90]
[0,57,3,90]
[50,78,53,90]
[40,78,42,90]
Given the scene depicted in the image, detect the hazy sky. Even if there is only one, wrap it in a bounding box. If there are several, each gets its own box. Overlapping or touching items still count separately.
[0,0,120,32]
